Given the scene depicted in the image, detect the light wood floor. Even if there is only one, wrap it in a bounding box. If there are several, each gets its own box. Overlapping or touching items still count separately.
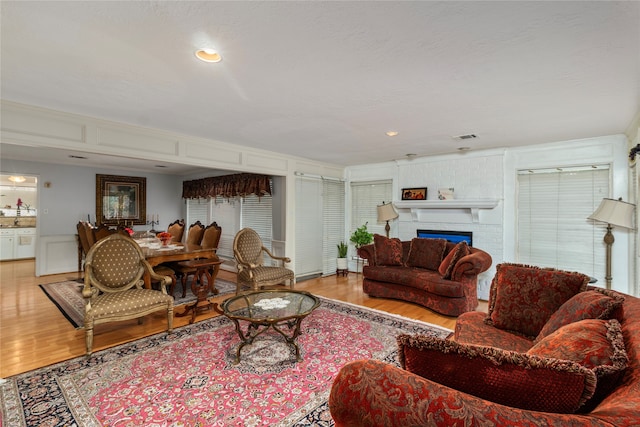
[0,259,486,378]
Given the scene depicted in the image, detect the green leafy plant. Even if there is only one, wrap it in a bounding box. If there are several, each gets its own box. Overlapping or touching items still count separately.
[337,241,348,258]
[350,222,374,248]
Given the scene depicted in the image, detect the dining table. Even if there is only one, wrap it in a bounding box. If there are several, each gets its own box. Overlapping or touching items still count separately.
[136,239,219,289]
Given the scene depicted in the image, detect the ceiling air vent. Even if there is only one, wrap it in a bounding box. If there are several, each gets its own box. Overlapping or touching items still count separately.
[453,134,477,140]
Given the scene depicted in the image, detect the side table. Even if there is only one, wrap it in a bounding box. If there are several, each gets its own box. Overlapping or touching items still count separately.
[177,257,223,323]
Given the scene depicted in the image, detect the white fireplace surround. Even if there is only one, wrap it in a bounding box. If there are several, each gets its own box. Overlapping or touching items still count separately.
[395,199,500,223]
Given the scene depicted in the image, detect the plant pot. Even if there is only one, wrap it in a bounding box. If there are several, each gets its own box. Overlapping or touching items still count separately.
[336,257,348,270]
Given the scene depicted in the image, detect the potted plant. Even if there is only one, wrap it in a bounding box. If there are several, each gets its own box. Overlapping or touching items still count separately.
[350,222,374,249]
[336,241,349,270]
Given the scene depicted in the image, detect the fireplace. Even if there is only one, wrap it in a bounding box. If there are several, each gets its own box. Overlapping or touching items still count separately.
[417,229,473,246]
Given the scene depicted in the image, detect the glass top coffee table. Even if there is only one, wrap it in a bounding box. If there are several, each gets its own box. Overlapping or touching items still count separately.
[214,290,320,364]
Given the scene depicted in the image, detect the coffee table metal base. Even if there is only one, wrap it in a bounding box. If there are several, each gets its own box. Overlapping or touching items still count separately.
[226,317,306,364]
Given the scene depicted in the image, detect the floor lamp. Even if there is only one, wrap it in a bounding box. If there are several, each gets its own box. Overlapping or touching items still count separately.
[588,198,635,289]
[377,202,399,238]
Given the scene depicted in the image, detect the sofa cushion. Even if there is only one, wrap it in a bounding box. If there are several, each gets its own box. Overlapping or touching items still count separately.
[535,289,625,342]
[454,311,534,353]
[438,240,471,279]
[527,318,628,410]
[406,238,447,270]
[397,334,596,413]
[486,263,589,338]
[363,266,467,298]
[373,234,403,266]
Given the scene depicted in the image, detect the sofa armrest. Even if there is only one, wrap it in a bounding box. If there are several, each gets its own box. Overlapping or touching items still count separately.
[357,244,376,266]
[329,359,604,427]
[450,247,492,281]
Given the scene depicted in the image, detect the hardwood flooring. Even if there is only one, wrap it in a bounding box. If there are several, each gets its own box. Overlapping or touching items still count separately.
[0,259,486,378]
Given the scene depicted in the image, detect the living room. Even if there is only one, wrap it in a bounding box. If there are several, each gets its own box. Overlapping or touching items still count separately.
[1,2,639,426]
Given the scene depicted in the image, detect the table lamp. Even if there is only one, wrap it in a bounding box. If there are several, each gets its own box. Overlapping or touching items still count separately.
[377,202,399,238]
[587,197,635,289]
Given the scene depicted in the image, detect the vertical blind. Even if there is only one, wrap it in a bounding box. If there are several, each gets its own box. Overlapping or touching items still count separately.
[322,179,346,275]
[517,165,609,280]
[295,177,324,277]
[350,180,393,239]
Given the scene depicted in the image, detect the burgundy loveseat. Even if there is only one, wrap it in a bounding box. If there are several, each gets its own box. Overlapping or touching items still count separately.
[358,236,492,316]
[329,263,640,426]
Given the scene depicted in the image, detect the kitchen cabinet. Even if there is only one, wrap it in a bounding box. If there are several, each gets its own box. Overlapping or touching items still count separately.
[0,228,36,260]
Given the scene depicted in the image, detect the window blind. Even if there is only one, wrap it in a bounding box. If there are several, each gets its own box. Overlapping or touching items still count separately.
[210,197,239,259]
[241,194,273,251]
[186,199,209,235]
[517,165,609,280]
[322,179,346,275]
[295,177,324,277]
[351,180,392,238]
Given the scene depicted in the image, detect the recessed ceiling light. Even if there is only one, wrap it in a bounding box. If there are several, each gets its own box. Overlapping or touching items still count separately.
[195,48,222,63]
[386,131,399,137]
[405,153,416,158]
[155,165,168,168]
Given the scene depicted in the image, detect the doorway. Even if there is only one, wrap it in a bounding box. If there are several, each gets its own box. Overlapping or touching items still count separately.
[0,174,38,261]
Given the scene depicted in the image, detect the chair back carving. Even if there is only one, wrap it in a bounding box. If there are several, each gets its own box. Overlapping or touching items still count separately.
[185,221,205,245]
[201,222,222,250]
[84,233,145,292]
[167,219,185,243]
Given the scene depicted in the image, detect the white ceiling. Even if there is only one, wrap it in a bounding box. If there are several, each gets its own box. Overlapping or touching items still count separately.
[1,1,639,172]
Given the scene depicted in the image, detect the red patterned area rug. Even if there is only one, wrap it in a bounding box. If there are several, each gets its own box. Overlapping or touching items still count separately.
[39,278,238,328]
[0,297,450,427]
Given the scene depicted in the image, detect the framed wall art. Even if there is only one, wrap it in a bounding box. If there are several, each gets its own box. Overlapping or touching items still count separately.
[401,187,427,200]
[96,174,146,226]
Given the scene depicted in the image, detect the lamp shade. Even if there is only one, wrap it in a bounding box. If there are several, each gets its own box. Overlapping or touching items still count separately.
[377,202,399,222]
[588,198,635,229]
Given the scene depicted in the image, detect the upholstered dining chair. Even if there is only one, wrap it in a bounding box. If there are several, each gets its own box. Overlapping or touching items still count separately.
[82,233,174,356]
[185,221,205,245]
[167,219,185,243]
[171,222,222,297]
[76,221,96,275]
[233,227,295,294]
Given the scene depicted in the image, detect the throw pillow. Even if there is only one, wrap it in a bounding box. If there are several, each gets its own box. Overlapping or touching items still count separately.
[397,334,596,413]
[438,240,471,280]
[373,234,403,266]
[486,263,590,338]
[527,319,628,411]
[405,238,447,270]
[535,289,625,343]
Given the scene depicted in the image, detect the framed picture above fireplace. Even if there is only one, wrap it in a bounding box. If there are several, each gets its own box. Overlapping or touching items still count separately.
[417,229,473,246]
[402,187,427,200]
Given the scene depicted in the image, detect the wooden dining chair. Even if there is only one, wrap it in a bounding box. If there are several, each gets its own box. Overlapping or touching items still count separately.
[172,222,222,297]
[76,221,95,274]
[167,219,185,243]
[185,221,205,245]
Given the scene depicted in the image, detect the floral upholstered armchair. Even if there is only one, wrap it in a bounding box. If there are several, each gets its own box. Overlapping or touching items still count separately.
[82,233,174,356]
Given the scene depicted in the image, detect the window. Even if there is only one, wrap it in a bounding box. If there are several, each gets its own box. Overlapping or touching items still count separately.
[517,165,609,280]
[350,180,393,239]
[187,194,272,260]
[295,176,345,277]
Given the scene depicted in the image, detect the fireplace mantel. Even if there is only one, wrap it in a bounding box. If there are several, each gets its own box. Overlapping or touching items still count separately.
[395,199,499,222]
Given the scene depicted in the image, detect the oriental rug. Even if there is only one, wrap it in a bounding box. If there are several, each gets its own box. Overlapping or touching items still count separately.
[39,278,237,328]
[0,297,451,427]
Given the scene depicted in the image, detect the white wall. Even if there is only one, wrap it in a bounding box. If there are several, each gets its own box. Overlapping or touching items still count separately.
[346,135,633,298]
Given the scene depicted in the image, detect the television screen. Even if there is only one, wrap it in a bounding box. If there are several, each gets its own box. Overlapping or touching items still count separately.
[416,229,472,246]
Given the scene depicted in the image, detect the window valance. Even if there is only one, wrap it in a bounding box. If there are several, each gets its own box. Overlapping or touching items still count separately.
[182,173,272,199]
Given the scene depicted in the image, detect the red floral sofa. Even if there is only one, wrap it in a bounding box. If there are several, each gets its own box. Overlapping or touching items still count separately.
[357,235,492,316]
[329,263,640,426]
